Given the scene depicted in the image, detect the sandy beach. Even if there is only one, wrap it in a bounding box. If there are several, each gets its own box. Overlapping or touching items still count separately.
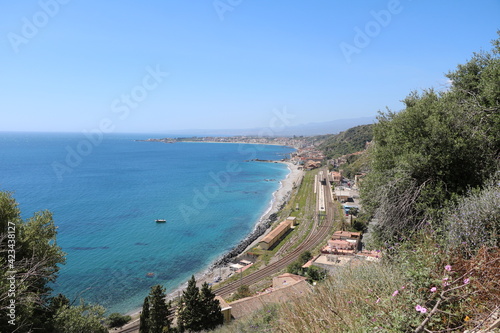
[123,161,304,321]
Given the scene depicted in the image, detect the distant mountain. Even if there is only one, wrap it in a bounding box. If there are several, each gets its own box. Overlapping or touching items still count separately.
[278,116,376,136]
[165,116,377,137]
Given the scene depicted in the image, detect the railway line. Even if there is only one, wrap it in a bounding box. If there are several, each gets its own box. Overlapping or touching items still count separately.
[214,168,335,297]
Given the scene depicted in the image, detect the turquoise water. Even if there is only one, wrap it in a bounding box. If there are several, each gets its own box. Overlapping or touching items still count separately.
[0,132,294,313]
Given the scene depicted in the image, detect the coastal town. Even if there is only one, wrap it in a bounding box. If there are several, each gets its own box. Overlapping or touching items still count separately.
[139,135,320,150]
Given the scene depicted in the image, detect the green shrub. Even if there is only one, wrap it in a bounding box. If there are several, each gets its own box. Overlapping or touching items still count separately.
[107,312,131,328]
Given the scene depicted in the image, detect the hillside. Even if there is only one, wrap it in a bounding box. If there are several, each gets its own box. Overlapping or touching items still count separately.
[319,124,374,159]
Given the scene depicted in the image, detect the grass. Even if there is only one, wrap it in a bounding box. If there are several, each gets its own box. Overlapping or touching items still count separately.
[212,261,419,333]
[212,230,500,332]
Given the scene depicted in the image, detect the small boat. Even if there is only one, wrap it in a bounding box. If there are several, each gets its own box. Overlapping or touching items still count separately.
[155,219,166,223]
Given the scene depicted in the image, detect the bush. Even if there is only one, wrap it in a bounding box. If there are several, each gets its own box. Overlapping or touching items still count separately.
[107,312,131,328]
[298,251,312,265]
[231,285,252,301]
[444,180,500,256]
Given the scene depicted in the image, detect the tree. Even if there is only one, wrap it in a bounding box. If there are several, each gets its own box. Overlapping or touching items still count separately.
[149,285,171,333]
[306,266,326,282]
[139,285,172,333]
[177,275,203,332]
[139,296,150,333]
[299,251,313,265]
[0,191,66,332]
[53,302,107,333]
[0,191,112,332]
[178,276,223,332]
[199,282,223,330]
[286,261,303,275]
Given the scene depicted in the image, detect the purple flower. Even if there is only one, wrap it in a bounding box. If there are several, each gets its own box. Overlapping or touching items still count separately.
[415,305,428,314]
[464,278,470,284]
[445,265,452,271]
[430,287,437,293]
[376,298,380,304]
[392,290,399,297]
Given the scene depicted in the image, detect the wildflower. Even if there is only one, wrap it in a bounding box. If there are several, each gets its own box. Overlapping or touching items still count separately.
[415,305,428,314]
[443,277,449,281]
[376,298,380,304]
[392,290,399,297]
[430,287,437,293]
[445,265,452,271]
[464,278,470,284]
[464,316,471,322]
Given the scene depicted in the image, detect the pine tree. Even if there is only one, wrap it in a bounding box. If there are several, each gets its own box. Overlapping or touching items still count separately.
[199,282,224,330]
[149,285,171,333]
[177,275,203,332]
[139,296,150,333]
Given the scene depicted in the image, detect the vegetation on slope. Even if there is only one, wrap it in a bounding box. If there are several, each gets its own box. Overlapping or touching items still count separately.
[361,33,499,245]
[319,124,374,159]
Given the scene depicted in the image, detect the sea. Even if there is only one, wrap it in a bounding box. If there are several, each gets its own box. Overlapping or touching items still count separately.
[0,132,295,314]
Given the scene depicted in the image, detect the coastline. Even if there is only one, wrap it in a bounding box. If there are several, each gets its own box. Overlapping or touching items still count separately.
[124,161,304,317]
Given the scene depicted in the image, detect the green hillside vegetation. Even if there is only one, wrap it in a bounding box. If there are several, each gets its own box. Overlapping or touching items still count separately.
[319,124,374,159]
[214,32,500,333]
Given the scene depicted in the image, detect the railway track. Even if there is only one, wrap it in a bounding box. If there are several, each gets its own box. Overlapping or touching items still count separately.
[214,173,335,297]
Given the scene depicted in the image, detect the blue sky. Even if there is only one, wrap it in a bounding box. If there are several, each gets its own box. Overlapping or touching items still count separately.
[0,1,498,133]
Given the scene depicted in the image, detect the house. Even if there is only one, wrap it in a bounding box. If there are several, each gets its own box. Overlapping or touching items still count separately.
[215,296,232,323]
[311,254,365,274]
[305,160,321,170]
[330,171,342,185]
[321,231,362,254]
[333,187,355,202]
[228,273,311,319]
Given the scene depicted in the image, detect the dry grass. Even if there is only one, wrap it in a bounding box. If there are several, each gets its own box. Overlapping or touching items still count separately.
[274,262,418,333]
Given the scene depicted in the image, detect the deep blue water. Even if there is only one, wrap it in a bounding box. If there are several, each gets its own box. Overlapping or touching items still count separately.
[0,132,294,313]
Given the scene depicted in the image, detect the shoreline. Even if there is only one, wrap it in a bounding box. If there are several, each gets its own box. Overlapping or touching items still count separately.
[124,161,304,317]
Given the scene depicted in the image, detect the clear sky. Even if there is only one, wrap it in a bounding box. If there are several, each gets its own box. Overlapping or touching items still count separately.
[0,1,498,133]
